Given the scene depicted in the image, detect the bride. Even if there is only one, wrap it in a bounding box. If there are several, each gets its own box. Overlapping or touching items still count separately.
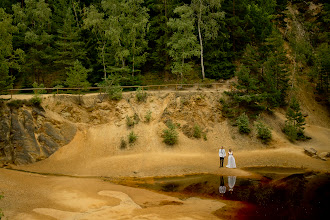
[226,149,236,168]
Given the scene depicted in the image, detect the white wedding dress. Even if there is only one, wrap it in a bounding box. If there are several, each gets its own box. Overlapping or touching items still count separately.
[226,152,236,168]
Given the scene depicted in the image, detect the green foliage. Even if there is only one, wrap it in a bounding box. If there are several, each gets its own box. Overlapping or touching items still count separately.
[144,110,152,123]
[120,138,127,149]
[136,87,147,102]
[0,8,22,94]
[126,115,135,128]
[167,5,200,79]
[7,99,24,108]
[237,113,251,134]
[165,119,176,130]
[283,121,298,142]
[0,192,4,219]
[193,124,202,139]
[162,126,178,145]
[255,120,272,143]
[128,131,138,144]
[98,75,123,101]
[283,97,306,141]
[30,95,42,106]
[32,82,46,94]
[315,43,330,96]
[65,60,91,89]
[108,85,123,100]
[203,133,207,141]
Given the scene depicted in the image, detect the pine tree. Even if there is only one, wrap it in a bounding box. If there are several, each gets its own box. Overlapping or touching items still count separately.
[263,29,290,107]
[54,7,86,70]
[12,0,54,85]
[0,8,24,94]
[284,97,306,141]
[65,60,91,89]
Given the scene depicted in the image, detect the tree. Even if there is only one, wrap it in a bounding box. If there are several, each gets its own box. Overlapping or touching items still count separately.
[65,60,91,89]
[12,0,53,84]
[83,4,110,79]
[0,8,24,94]
[263,29,290,107]
[191,0,224,80]
[84,0,149,77]
[284,97,306,141]
[123,0,149,76]
[315,43,330,96]
[167,5,200,80]
[54,6,86,75]
[145,0,180,77]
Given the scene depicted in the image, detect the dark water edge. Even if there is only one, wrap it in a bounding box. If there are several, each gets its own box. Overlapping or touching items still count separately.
[111,169,330,220]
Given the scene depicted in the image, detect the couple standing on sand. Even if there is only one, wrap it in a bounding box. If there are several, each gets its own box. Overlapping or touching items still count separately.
[219,146,236,168]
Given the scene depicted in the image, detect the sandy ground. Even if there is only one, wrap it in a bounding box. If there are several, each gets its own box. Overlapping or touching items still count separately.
[1,83,329,219]
[0,168,225,220]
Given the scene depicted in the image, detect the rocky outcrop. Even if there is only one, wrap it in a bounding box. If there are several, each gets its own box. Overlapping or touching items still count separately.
[0,102,76,165]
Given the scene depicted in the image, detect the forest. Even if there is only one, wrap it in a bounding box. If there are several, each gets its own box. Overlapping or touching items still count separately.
[0,0,329,107]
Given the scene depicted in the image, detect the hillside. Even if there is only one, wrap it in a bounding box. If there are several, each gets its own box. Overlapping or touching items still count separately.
[1,82,329,177]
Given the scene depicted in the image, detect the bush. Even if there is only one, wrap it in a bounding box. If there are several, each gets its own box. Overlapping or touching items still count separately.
[203,133,207,141]
[145,110,152,122]
[30,95,42,106]
[165,119,176,130]
[0,193,3,220]
[128,131,138,144]
[126,115,135,127]
[136,87,147,102]
[255,120,272,143]
[108,85,123,100]
[283,121,298,142]
[120,138,127,149]
[162,127,178,145]
[193,124,202,139]
[237,113,251,134]
[7,99,24,108]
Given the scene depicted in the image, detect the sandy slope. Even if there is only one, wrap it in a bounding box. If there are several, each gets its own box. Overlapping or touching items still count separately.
[1,84,329,219]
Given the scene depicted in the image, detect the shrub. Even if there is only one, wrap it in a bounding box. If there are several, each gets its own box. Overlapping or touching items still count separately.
[165,119,176,130]
[120,138,127,149]
[7,99,24,108]
[128,131,138,144]
[30,95,42,106]
[134,113,140,124]
[255,120,272,143]
[284,97,307,141]
[0,193,3,220]
[283,121,298,142]
[145,110,152,122]
[162,127,178,145]
[108,85,123,100]
[136,87,147,102]
[193,124,202,139]
[203,133,207,141]
[237,113,251,134]
[126,115,135,127]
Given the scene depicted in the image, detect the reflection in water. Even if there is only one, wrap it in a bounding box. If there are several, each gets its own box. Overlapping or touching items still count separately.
[228,176,236,192]
[114,172,329,220]
[218,176,226,196]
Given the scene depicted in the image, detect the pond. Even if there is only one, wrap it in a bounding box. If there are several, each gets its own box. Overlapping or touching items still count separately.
[111,169,329,220]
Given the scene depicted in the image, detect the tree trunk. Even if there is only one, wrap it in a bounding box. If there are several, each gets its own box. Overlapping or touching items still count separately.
[102,43,107,79]
[72,2,80,27]
[198,0,205,80]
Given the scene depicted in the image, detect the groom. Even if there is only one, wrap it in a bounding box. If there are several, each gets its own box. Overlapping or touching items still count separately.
[219,146,226,168]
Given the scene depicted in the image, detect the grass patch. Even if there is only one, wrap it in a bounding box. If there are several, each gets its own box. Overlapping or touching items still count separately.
[128,131,138,144]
